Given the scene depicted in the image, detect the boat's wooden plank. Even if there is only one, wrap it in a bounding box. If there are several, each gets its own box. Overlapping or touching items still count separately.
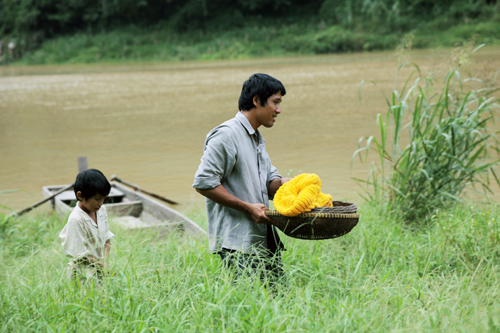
[113,215,183,238]
[106,201,143,217]
[54,199,73,217]
[55,188,125,202]
[78,157,88,173]
[111,182,207,239]
[44,185,74,217]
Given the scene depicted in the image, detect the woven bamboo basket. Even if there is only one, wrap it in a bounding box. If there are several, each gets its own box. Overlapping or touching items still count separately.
[265,201,359,240]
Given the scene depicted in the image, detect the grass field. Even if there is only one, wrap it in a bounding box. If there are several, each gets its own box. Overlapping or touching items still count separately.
[1,202,500,332]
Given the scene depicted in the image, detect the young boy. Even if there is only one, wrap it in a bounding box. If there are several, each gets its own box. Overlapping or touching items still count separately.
[59,169,114,283]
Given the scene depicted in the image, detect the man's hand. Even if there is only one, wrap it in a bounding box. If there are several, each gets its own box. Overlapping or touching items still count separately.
[246,203,273,224]
[196,186,273,224]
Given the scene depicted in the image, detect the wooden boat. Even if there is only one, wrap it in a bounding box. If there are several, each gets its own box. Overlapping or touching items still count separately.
[43,182,207,239]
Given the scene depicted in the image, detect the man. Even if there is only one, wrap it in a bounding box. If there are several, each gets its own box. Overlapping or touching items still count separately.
[193,73,290,284]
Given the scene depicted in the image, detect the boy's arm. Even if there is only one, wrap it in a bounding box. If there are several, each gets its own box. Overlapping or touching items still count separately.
[86,255,104,267]
[87,239,110,267]
[105,239,111,262]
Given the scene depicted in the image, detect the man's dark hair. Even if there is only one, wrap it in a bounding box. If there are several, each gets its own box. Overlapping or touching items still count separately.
[238,73,286,111]
[74,169,111,201]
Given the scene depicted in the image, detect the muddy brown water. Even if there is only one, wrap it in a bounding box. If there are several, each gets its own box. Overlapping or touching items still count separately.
[1,47,499,213]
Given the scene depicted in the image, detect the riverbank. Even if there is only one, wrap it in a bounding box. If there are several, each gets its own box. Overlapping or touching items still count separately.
[1,202,500,331]
[4,19,500,65]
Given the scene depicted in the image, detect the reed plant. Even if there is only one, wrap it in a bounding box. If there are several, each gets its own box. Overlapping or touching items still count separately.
[0,189,19,207]
[0,190,20,233]
[354,47,500,223]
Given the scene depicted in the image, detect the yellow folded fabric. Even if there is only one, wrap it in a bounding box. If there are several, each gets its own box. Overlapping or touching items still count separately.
[273,173,333,216]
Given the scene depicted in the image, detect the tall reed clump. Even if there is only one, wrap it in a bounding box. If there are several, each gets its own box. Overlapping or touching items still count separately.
[353,47,500,223]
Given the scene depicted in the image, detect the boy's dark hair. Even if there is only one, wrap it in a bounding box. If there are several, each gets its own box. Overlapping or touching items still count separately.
[74,169,111,201]
[238,73,286,111]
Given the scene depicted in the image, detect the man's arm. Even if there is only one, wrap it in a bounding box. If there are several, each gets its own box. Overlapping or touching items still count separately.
[268,177,291,199]
[196,185,272,224]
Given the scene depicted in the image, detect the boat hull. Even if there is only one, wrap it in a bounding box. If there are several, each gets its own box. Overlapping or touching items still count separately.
[43,182,206,239]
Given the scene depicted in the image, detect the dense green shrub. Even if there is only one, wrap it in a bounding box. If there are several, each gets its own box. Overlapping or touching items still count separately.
[1,0,498,38]
[1,0,499,64]
[354,47,500,222]
[319,0,499,33]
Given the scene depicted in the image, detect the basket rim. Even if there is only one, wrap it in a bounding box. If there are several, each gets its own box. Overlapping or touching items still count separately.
[265,210,359,219]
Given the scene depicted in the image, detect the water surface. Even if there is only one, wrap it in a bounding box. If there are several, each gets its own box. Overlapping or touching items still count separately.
[1,48,499,212]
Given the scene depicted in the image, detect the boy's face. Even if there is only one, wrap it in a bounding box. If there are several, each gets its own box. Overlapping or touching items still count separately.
[77,192,106,214]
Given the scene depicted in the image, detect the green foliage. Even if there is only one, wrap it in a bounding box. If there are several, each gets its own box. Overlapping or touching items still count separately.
[0,0,313,36]
[436,204,500,269]
[0,213,6,234]
[0,211,61,257]
[354,50,500,222]
[414,21,500,49]
[283,26,397,53]
[0,190,19,194]
[2,205,500,331]
[11,19,500,65]
[319,0,499,33]
[0,190,20,232]
[2,0,499,64]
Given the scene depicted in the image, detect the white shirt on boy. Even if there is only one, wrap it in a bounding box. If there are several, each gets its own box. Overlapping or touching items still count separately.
[59,204,114,279]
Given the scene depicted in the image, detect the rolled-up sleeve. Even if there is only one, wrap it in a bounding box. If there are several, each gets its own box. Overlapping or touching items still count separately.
[99,206,114,242]
[265,152,281,189]
[193,127,237,190]
[106,230,114,242]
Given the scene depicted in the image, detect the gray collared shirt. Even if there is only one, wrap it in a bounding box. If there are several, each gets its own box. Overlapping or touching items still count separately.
[193,112,282,254]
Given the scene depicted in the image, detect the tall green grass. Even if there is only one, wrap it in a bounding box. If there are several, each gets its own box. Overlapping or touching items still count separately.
[354,47,500,223]
[1,204,500,332]
[0,190,20,233]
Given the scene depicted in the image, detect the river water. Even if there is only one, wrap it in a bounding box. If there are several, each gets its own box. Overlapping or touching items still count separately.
[1,47,499,213]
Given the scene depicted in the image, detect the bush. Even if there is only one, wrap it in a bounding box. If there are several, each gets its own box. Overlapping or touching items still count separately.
[353,47,500,223]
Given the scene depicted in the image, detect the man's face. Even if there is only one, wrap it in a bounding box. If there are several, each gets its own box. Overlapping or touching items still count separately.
[255,93,283,128]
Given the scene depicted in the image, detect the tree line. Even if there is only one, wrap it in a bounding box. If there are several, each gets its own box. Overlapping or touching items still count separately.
[1,0,498,38]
